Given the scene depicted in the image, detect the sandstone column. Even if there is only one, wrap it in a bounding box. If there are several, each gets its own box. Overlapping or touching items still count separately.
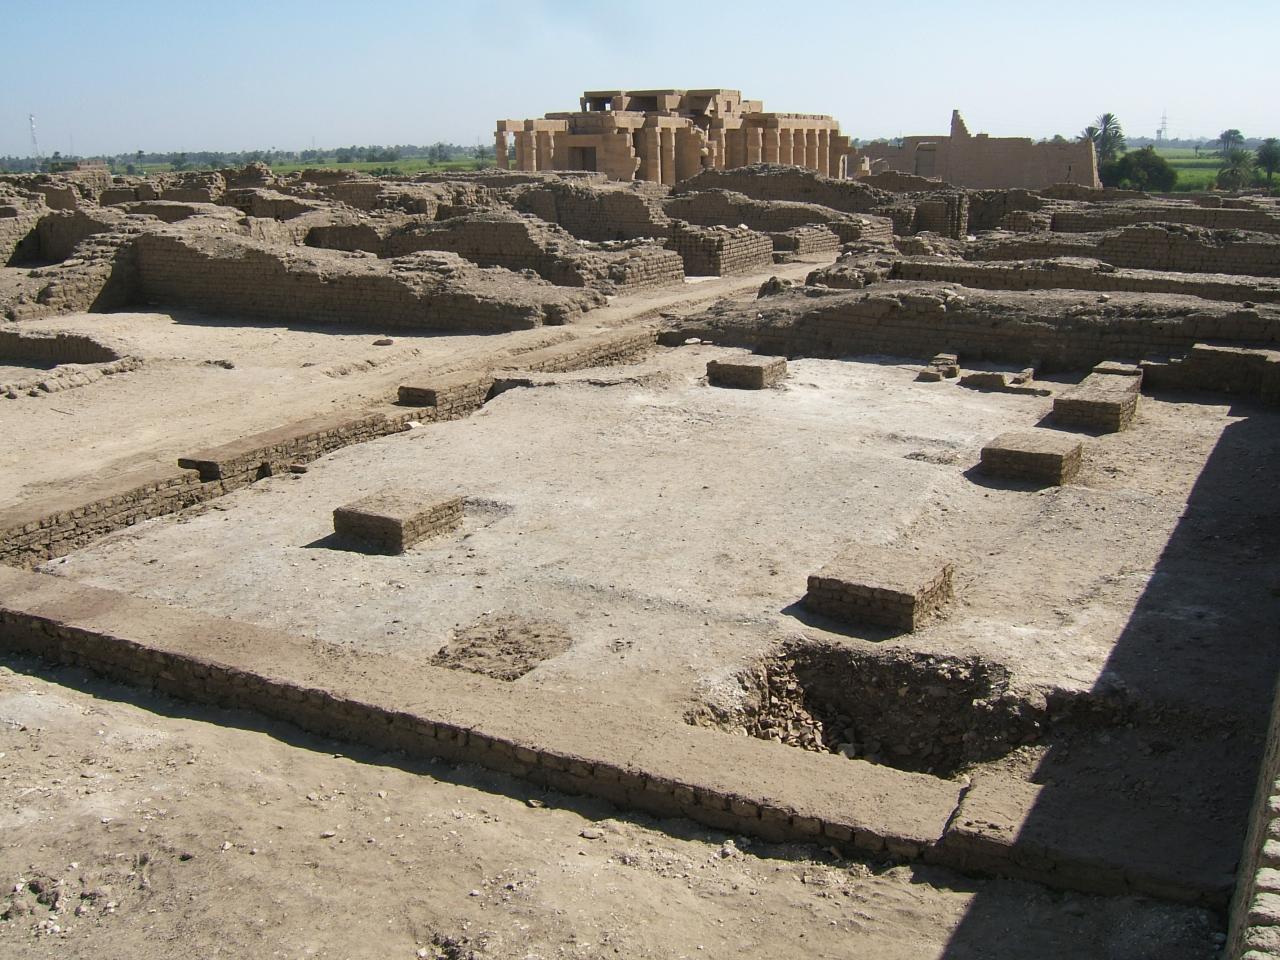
[746,125,763,165]
[639,127,661,183]
[805,129,819,171]
[817,129,830,177]
[763,127,780,164]
[793,130,808,169]
[660,127,676,186]
[535,130,553,171]
[779,127,793,165]
[494,131,509,170]
[709,127,726,169]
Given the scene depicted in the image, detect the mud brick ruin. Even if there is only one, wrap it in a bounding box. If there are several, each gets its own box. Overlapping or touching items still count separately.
[803,545,954,631]
[5,103,1280,960]
[333,489,463,554]
[980,430,1084,485]
[706,354,788,389]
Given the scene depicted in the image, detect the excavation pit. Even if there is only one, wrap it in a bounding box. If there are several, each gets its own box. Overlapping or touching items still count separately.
[693,642,1046,777]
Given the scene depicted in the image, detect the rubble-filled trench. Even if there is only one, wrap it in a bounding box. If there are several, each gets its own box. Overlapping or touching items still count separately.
[691,639,1128,777]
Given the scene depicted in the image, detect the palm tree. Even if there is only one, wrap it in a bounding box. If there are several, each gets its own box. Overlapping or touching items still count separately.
[1257,138,1280,185]
[1081,114,1125,166]
[1218,129,1245,156]
[1216,148,1256,190]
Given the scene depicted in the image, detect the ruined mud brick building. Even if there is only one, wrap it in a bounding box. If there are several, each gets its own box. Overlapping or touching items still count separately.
[860,110,1101,190]
[5,148,1280,959]
[496,89,856,183]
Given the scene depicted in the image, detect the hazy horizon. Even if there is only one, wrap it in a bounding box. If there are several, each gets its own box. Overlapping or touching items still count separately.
[4,0,1276,158]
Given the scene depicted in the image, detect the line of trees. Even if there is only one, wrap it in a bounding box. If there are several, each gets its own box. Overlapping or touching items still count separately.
[1080,113,1279,192]
[0,141,494,175]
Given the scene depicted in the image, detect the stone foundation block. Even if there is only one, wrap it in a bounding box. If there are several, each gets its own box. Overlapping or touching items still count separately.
[333,488,462,555]
[707,355,788,390]
[980,430,1083,485]
[803,544,953,632]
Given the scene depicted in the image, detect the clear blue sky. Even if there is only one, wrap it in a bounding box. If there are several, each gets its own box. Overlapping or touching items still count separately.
[2,0,1276,156]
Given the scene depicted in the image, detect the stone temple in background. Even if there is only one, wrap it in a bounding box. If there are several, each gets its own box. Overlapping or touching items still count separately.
[496,88,857,184]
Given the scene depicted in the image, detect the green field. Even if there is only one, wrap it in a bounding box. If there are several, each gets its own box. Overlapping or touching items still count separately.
[1148,147,1250,192]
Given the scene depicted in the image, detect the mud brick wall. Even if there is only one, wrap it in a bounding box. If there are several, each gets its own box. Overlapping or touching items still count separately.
[132,232,599,332]
[910,193,969,239]
[29,210,124,263]
[1142,344,1280,404]
[1,211,44,264]
[397,371,495,417]
[892,258,1280,305]
[0,329,120,365]
[1052,204,1280,237]
[3,231,139,322]
[515,181,672,241]
[666,222,774,276]
[676,287,1280,372]
[663,189,872,236]
[2,356,142,400]
[674,165,889,216]
[973,224,1280,278]
[500,328,658,374]
[771,225,840,255]
[0,466,219,567]
[381,213,682,293]
[1228,669,1280,958]
[1052,373,1139,431]
[804,565,952,632]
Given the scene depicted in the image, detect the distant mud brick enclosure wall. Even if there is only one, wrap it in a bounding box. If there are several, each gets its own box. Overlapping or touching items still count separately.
[666,222,773,276]
[980,431,1083,485]
[333,489,464,555]
[803,545,954,632]
[706,355,788,389]
[858,110,1100,190]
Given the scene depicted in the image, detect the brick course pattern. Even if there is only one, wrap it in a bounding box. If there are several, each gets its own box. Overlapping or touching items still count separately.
[971,223,1280,278]
[1052,372,1140,432]
[706,355,788,389]
[397,370,495,416]
[803,544,953,632]
[980,430,1083,485]
[133,231,603,332]
[892,257,1280,305]
[666,221,774,276]
[333,489,463,554]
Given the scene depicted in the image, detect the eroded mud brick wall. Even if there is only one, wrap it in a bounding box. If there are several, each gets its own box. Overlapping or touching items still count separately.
[1052,205,1280,237]
[515,182,673,241]
[132,232,600,331]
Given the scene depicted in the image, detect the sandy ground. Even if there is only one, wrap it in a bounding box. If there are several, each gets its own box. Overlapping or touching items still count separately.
[0,259,821,511]
[0,659,1221,960]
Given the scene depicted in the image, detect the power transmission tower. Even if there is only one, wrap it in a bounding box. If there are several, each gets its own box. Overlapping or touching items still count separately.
[1157,110,1169,143]
[29,114,41,159]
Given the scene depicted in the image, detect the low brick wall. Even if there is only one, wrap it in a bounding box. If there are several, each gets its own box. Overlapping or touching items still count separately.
[673,285,1280,373]
[893,257,1280,305]
[666,222,774,276]
[770,225,840,256]
[1052,204,1280,237]
[0,568,961,866]
[1228,671,1280,958]
[498,328,658,374]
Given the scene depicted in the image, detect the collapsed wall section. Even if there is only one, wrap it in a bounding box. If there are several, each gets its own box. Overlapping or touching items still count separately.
[132,231,603,331]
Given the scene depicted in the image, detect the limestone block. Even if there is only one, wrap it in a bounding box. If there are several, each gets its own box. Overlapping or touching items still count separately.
[980,430,1083,485]
[707,355,788,390]
[803,544,953,632]
[333,489,463,555]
